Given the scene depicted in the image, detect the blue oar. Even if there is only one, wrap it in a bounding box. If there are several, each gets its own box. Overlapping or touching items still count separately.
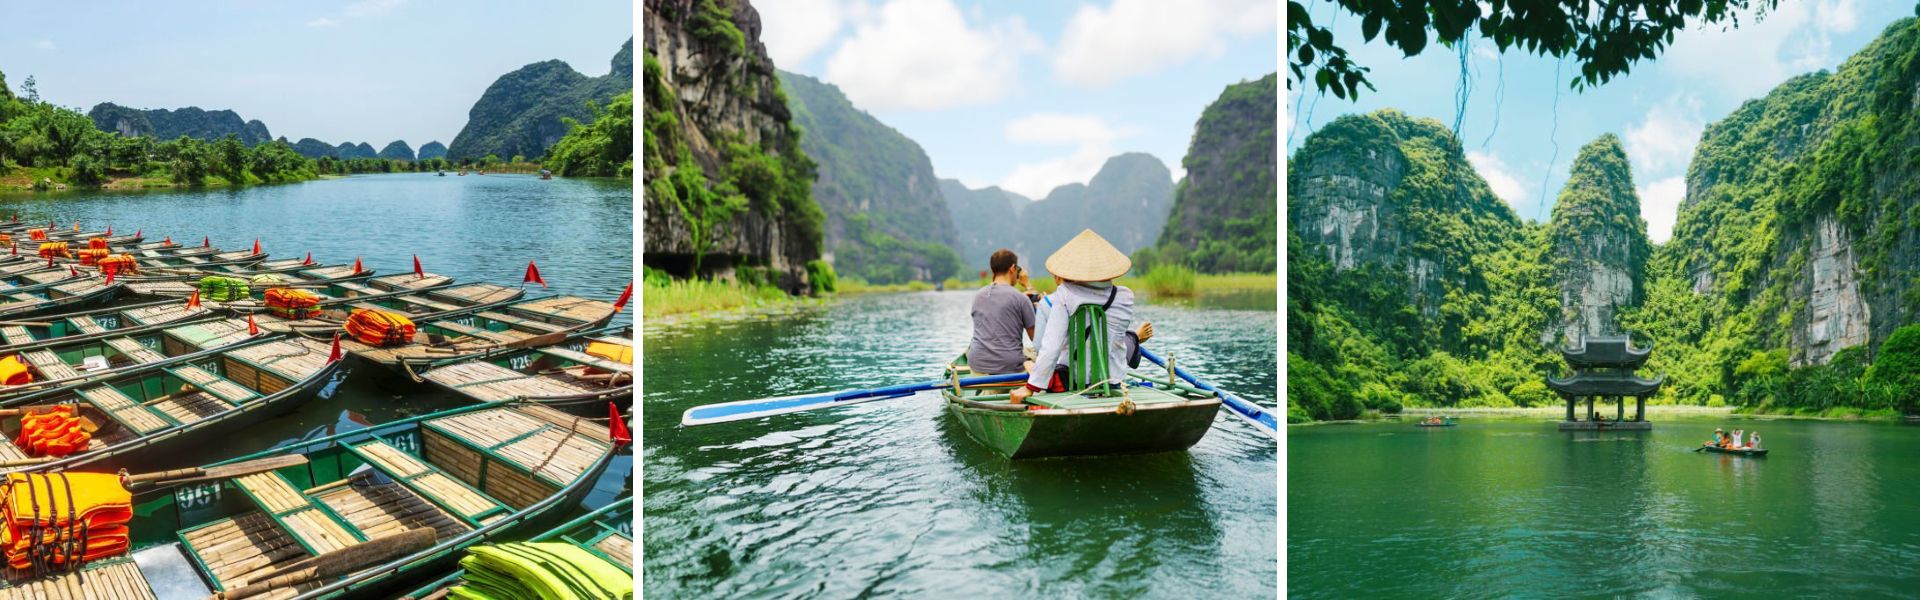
[681,372,1030,426]
[1141,348,1279,439]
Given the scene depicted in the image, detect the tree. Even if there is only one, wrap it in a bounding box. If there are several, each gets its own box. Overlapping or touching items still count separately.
[1289,0,1781,98]
[213,135,247,183]
[1869,325,1920,414]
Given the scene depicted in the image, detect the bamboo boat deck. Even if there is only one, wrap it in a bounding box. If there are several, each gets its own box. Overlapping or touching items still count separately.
[505,296,617,324]
[226,338,334,383]
[166,318,255,350]
[429,282,521,306]
[424,405,612,488]
[0,558,155,600]
[314,473,473,541]
[423,362,600,402]
[124,303,210,326]
[596,534,632,569]
[179,511,320,598]
[369,272,453,291]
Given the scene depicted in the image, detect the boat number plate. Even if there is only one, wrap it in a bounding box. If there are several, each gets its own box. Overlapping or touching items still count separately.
[96,316,118,329]
[510,355,534,370]
[140,338,159,350]
[175,482,222,510]
[383,433,421,453]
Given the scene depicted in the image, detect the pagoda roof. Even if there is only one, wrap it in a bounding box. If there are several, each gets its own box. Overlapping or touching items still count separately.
[1546,372,1665,397]
[1559,335,1652,369]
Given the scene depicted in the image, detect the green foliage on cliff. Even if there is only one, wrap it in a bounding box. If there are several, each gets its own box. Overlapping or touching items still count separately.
[448,38,632,162]
[1152,74,1278,274]
[87,103,272,145]
[546,91,633,177]
[689,0,746,55]
[377,140,415,161]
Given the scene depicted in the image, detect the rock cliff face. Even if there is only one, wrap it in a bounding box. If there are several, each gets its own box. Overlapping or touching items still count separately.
[87,103,273,145]
[448,39,631,161]
[1545,135,1651,345]
[417,141,448,160]
[778,70,962,283]
[1154,73,1278,272]
[643,0,821,290]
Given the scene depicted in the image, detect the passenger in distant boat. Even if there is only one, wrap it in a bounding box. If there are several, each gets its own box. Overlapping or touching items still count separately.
[966,249,1037,376]
[1011,230,1152,405]
[1708,428,1725,447]
[1748,432,1762,450]
[1732,428,1744,448]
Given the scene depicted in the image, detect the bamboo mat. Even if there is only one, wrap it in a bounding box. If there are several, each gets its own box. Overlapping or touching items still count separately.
[69,315,106,334]
[105,337,165,364]
[21,349,78,380]
[430,283,521,306]
[229,338,332,382]
[424,362,593,402]
[172,365,258,403]
[232,474,360,554]
[0,559,155,600]
[352,441,503,521]
[427,407,609,486]
[180,512,316,596]
[125,304,208,326]
[0,327,29,345]
[370,273,451,291]
[315,477,470,543]
[507,296,614,323]
[80,386,170,434]
[595,535,632,568]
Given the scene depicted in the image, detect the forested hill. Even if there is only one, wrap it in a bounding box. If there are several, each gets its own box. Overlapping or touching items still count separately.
[941,153,1174,271]
[1144,73,1279,273]
[779,70,963,284]
[87,103,273,145]
[448,38,632,162]
[642,0,824,292]
[941,179,1031,268]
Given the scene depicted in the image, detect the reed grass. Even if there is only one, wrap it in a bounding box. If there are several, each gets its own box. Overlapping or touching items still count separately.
[642,278,791,318]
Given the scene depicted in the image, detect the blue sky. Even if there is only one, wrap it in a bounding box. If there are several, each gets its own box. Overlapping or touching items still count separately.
[1287,0,1909,242]
[758,0,1277,199]
[0,0,631,149]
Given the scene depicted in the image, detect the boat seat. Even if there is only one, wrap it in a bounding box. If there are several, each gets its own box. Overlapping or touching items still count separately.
[345,440,508,525]
[69,316,106,334]
[168,365,258,404]
[0,325,32,345]
[77,385,172,434]
[105,337,166,364]
[21,349,78,380]
[474,311,567,333]
[231,472,365,554]
[538,347,632,374]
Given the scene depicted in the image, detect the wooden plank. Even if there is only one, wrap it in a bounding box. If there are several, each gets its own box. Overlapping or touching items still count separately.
[68,316,104,334]
[226,338,331,382]
[21,349,77,380]
[0,326,31,345]
[171,365,257,404]
[104,337,166,364]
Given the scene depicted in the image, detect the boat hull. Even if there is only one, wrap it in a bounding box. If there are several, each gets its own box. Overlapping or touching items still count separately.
[943,392,1220,459]
[1701,445,1768,457]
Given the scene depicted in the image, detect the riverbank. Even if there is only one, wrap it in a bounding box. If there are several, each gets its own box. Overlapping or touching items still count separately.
[1292,403,1913,426]
[645,270,1279,321]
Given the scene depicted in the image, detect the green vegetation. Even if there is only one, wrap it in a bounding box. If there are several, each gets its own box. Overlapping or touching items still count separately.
[642,267,795,319]
[1136,265,1197,298]
[87,102,273,145]
[1151,74,1277,274]
[546,91,633,178]
[448,38,631,162]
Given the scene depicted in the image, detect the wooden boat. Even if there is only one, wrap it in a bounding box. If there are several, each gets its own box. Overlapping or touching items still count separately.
[1416,418,1455,427]
[399,496,632,599]
[939,354,1221,459]
[0,402,617,599]
[348,295,621,372]
[0,275,119,318]
[1700,444,1768,456]
[0,317,261,399]
[0,297,214,351]
[418,327,633,414]
[0,333,345,475]
[248,282,527,333]
[96,258,353,283]
[123,264,377,299]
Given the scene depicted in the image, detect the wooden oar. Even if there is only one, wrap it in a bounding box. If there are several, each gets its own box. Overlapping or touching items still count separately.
[0,319,54,327]
[209,527,437,600]
[681,372,1030,426]
[122,454,309,489]
[1141,348,1278,439]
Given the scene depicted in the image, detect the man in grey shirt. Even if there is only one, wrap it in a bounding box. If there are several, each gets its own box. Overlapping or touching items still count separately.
[967,249,1036,375]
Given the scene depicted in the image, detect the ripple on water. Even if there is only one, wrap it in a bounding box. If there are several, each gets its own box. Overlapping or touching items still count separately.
[645,291,1277,598]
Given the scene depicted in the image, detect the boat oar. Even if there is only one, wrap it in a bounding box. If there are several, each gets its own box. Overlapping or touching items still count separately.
[122,454,309,489]
[682,373,1030,426]
[1141,348,1278,440]
[208,527,438,600]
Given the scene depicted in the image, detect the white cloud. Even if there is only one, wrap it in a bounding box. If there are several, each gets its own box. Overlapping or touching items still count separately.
[1053,0,1275,87]
[1663,0,1862,98]
[823,0,1037,110]
[306,17,339,27]
[1638,176,1687,244]
[32,40,54,51]
[998,113,1144,197]
[1624,95,1705,176]
[1466,150,1528,212]
[344,0,405,18]
[758,0,846,67]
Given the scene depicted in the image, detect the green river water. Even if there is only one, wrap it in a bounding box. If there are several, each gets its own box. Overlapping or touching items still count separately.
[1289,415,1920,598]
[642,291,1278,598]
[0,173,634,509]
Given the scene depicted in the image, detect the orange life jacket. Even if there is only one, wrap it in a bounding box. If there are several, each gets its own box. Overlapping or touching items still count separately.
[0,357,31,386]
[36,242,69,258]
[344,309,416,347]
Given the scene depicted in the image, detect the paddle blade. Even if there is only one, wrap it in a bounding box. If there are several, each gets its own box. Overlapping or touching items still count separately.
[681,389,915,426]
[1141,348,1278,440]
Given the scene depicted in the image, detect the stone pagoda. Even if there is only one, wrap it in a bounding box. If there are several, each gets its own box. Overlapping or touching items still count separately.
[1547,335,1662,430]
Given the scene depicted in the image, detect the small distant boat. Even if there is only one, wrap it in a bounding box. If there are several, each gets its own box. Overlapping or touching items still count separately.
[458,170,468,176]
[1700,444,1768,456]
[539,169,553,180]
[478,170,487,175]
[437,170,446,176]
[1416,418,1455,427]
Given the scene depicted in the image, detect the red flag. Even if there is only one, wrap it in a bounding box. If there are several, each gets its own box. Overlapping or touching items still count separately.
[303,252,313,266]
[327,333,343,363]
[412,255,424,279]
[9,243,14,256]
[353,257,364,273]
[612,283,633,313]
[134,229,140,239]
[68,266,77,277]
[104,268,115,285]
[105,225,111,236]
[248,314,259,336]
[523,261,547,288]
[45,255,53,268]
[163,236,171,246]
[186,291,201,309]
[608,403,631,445]
[203,236,210,248]
[252,239,261,255]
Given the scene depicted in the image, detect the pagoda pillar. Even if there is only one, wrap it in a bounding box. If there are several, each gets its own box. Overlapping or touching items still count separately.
[1617,396,1624,421]
[1566,396,1576,422]
[1636,395,1646,421]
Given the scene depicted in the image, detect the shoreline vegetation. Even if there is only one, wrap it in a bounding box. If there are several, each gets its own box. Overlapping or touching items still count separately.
[643,265,1276,321]
[0,70,631,193]
[1294,403,1907,425]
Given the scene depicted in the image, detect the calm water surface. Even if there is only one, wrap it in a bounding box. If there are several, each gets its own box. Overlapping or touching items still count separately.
[1289,416,1920,598]
[643,291,1277,598]
[0,173,634,507]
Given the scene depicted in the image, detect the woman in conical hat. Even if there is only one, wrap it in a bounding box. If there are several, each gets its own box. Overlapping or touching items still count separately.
[1013,229,1153,404]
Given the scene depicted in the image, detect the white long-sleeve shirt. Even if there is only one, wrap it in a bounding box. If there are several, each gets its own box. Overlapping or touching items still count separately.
[1026,282,1136,391]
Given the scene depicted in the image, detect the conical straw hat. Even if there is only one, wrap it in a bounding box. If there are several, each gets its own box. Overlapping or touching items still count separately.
[1045,229,1131,282]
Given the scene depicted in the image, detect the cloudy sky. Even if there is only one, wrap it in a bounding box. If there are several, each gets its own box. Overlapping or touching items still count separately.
[759,0,1278,199]
[0,0,630,149]
[1287,0,1908,243]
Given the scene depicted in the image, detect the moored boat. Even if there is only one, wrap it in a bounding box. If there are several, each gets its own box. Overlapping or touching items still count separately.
[0,297,214,351]
[0,401,619,599]
[0,275,119,318]
[418,327,633,414]
[246,282,527,333]
[939,354,1222,459]
[346,294,621,373]
[0,317,261,400]
[1700,444,1768,456]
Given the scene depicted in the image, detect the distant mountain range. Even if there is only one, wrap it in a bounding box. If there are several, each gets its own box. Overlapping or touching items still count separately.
[943,154,1176,270]
[448,38,632,161]
[87,103,273,146]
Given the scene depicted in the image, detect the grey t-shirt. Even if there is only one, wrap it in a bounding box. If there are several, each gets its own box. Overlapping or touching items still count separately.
[967,283,1034,375]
